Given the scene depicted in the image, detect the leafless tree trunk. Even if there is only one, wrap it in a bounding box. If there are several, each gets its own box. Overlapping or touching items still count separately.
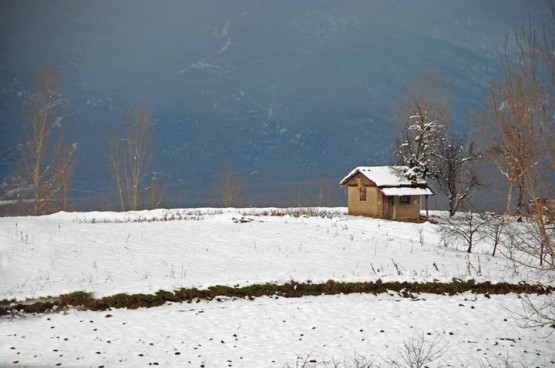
[106,104,153,211]
[17,65,77,215]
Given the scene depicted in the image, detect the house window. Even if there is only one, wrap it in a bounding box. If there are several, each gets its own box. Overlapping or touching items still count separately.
[360,186,367,201]
[400,195,410,204]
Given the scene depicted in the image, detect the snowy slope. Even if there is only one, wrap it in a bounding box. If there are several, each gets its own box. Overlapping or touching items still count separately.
[1,208,554,367]
[0,208,546,301]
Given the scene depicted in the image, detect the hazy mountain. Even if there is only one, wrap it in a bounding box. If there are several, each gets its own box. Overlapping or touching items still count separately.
[0,1,548,206]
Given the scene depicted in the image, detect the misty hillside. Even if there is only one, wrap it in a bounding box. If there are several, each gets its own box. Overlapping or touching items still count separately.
[0,1,548,206]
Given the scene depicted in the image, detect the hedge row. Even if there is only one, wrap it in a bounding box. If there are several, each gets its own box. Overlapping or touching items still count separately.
[0,279,551,316]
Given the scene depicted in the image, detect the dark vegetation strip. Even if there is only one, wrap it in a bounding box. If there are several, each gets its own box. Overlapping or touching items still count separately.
[0,279,552,316]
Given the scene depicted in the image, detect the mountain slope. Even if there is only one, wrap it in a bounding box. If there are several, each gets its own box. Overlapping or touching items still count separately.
[0,1,548,206]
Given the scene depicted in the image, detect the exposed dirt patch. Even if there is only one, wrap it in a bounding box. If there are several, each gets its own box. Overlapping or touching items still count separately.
[1,279,551,317]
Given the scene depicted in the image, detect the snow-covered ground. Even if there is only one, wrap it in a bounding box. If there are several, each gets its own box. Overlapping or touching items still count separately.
[0,208,547,301]
[1,208,553,367]
[2,293,553,367]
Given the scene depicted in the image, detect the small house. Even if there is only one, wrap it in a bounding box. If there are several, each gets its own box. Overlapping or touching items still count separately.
[339,166,433,221]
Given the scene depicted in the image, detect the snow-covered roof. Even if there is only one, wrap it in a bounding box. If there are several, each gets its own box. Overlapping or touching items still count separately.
[381,187,433,196]
[339,166,427,186]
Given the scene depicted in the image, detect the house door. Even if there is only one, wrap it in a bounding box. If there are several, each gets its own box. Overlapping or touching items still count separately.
[384,196,394,219]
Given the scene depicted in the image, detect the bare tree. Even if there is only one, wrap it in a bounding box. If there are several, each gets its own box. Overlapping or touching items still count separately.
[439,210,490,254]
[482,12,554,217]
[486,71,543,215]
[521,14,555,272]
[393,69,449,219]
[17,65,77,215]
[484,4,555,330]
[502,206,554,269]
[487,8,555,267]
[483,214,505,257]
[107,104,154,211]
[434,135,481,216]
[388,333,447,368]
[218,160,246,207]
[393,69,449,182]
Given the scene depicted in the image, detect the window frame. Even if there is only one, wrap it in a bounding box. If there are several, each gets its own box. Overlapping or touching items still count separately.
[359,186,367,201]
[400,195,410,204]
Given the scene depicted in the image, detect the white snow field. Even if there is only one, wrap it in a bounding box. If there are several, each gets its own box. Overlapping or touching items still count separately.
[1,208,554,367]
[1,293,554,367]
[0,208,549,301]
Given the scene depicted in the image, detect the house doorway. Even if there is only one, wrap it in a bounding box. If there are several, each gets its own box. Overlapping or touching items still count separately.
[384,196,394,219]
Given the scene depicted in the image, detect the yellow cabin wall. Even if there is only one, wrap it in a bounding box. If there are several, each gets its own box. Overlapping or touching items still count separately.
[390,195,421,221]
[347,185,382,216]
